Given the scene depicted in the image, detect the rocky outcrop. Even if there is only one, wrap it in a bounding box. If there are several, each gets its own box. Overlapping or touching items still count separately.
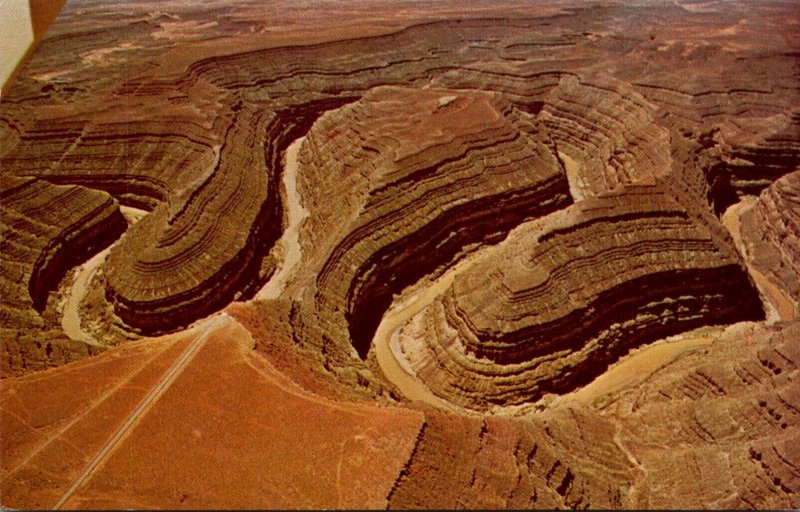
[740,171,800,309]
[387,407,634,509]
[0,177,123,374]
[289,86,571,360]
[101,97,354,334]
[0,104,223,210]
[101,104,279,333]
[609,321,800,509]
[396,184,764,408]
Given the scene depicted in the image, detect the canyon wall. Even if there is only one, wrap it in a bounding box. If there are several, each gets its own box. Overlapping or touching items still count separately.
[0,177,122,374]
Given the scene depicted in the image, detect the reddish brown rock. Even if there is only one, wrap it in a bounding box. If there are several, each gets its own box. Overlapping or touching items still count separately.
[0,1,798,509]
[290,86,571,368]
[740,171,800,311]
[0,177,122,375]
[387,407,634,509]
[3,0,798,348]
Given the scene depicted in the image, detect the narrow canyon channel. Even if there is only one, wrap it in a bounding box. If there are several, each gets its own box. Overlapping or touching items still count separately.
[255,136,308,300]
[61,205,148,346]
[372,252,488,414]
[558,151,587,201]
[722,197,797,323]
[371,193,799,414]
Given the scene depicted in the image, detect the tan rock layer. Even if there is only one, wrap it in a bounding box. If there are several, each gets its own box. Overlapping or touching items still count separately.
[400,184,764,408]
[387,321,800,509]
[741,170,800,306]
[0,177,122,375]
[2,115,220,209]
[1,177,126,312]
[538,75,673,197]
[291,87,571,361]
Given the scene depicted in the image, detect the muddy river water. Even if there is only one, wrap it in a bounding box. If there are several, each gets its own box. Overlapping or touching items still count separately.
[62,137,794,414]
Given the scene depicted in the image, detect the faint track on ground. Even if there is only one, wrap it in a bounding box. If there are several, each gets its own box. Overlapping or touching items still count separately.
[51,313,229,510]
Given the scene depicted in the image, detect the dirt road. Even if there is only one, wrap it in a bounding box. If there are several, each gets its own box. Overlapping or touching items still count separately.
[51,314,230,510]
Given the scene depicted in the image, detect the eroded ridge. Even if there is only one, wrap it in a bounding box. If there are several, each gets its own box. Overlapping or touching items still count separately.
[0,1,799,509]
[289,86,572,361]
[0,177,125,374]
[101,104,279,333]
[38,97,351,335]
[394,183,764,408]
[386,321,800,509]
[740,171,800,312]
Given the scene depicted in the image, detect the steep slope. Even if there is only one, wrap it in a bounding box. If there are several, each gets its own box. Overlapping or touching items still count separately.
[2,2,798,370]
[0,177,124,375]
[101,103,279,333]
[390,183,763,408]
[740,171,800,312]
[287,86,571,364]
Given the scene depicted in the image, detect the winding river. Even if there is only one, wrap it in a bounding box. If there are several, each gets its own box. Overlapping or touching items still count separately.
[61,205,148,346]
[721,197,797,323]
[372,252,488,414]
[255,137,308,300]
[60,138,794,414]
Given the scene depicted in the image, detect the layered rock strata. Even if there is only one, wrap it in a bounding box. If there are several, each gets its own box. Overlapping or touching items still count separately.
[396,183,764,408]
[1,2,798,366]
[83,97,351,334]
[1,86,226,210]
[383,316,800,510]
[537,75,673,199]
[740,171,800,309]
[609,321,800,509]
[100,103,278,332]
[386,407,634,509]
[0,177,124,374]
[289,86,571,359]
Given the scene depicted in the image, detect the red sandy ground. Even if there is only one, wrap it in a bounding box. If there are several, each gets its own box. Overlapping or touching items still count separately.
[0,314,424,509]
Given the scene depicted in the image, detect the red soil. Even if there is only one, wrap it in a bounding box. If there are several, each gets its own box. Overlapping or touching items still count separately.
[0,314,423,509]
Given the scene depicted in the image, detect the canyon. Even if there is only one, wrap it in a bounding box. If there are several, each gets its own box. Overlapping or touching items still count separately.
[1,0,799,509]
